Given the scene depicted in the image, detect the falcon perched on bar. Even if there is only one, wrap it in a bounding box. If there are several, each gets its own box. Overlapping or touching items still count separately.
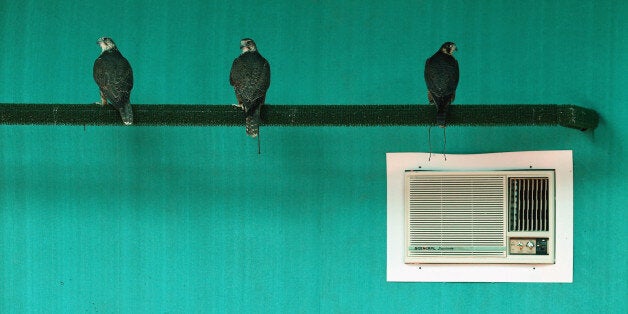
[230,38,271,138]
[424,42,459,127]
[93,37,134,125]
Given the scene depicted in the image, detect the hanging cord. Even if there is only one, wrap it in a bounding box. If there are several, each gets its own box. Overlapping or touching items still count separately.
[443,127,447,161]
[257,131,261,155]
[428,126,432,161]
[428,125,448,161]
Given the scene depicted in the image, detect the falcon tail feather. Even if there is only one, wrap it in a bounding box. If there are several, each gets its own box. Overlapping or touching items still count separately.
[436,106,447,127]
[246,108,260,137]
[244,98,263,137]
[431,95,452,127]
[117,103,133,125]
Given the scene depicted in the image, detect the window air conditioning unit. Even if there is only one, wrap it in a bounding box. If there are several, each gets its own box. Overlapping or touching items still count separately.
[405,170,555,264]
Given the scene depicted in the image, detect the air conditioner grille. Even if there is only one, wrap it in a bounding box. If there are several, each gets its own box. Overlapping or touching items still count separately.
[508,177,550,232]
[407,175,506,257]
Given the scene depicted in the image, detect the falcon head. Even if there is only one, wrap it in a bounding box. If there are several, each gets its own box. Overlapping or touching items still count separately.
[440,42,457,55]
[240,38,257,54]
[97,37,117,52]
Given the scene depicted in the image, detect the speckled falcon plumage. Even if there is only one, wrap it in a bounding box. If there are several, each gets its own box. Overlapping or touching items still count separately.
[93,37,134,125]
[424,42,459,127]
[230,38,271,138]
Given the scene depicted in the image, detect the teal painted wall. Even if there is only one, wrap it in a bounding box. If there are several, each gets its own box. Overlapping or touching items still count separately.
[1,1,626,312]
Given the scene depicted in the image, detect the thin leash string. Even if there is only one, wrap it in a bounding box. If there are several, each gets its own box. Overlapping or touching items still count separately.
[257,129,261,155]
[443,126,447,161]
[428,126,432,161]
[258,107,262,154]
[258,106,262,155]
[428,125,447,161]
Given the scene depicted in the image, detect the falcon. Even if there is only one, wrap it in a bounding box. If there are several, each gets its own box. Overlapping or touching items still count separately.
[230,38,271,139]
[93,37,134,125]
[424,42,459,127]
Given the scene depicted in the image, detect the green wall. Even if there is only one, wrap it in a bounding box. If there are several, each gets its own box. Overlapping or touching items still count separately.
[1,1,626,312]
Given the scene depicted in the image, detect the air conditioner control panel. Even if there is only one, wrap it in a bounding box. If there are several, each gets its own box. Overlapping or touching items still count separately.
[509,238,549,255]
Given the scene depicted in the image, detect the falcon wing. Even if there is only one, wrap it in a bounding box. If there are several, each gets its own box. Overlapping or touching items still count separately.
[230,52,270,105]
[93,51,134,107]
[424,53,458,97]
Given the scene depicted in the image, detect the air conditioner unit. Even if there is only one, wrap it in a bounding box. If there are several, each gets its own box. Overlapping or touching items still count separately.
[405,170,555,264]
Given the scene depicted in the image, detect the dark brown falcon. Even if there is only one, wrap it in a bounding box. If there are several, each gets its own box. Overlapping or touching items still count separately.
[93,37,134,125]
[230,38,271,138]
[424,42,459,127]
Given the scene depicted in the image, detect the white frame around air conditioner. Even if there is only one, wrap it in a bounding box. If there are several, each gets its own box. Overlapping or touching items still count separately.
[386,151,573,283]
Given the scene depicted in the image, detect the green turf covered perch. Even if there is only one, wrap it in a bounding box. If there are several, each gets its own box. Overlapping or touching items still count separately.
[0,104,599,130]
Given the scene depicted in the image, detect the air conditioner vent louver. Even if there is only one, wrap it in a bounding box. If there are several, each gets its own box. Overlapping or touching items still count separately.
[508,177,550,232]
[407,175,506,257]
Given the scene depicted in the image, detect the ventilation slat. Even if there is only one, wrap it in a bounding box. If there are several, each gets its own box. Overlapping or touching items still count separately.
[406,174,506,257]
[508,177,550,232]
